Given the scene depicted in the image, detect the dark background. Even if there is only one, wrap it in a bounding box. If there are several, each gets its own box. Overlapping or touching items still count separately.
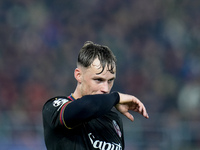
[0,0,200,149]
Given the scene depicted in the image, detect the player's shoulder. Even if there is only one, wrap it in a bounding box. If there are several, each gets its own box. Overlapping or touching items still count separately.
[43,96,72,110]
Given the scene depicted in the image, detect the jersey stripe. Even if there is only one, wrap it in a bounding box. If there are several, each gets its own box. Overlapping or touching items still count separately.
[59,101,72,129]
[59,94,76,129]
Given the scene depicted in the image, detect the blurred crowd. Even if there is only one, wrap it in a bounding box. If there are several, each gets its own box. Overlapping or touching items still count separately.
[0,0,200,149]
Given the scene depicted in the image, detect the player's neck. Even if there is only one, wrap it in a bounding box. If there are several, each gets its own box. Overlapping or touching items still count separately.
[72,86,82,100]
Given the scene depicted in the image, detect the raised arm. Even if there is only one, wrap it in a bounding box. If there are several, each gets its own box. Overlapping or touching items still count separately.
[62,92,119,128]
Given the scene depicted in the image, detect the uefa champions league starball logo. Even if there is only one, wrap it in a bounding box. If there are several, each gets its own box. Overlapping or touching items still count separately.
[53,98,68,107]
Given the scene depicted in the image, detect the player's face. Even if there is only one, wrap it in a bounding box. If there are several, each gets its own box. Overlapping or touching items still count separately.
[79,58,116,96]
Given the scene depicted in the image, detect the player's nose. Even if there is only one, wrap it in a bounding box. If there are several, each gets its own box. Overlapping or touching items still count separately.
[101,82,109,94]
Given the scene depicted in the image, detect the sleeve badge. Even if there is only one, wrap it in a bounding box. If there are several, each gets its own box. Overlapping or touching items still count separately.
[112,120,122,138]
[53,98,69,107]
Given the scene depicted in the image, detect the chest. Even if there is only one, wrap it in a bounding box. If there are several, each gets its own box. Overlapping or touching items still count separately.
[82,111,124,149]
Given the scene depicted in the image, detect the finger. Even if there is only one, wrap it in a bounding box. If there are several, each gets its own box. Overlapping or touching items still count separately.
[132,96,149,119]
[137,103,149,119]
[141,105,149,119]
[124,112,134,122]
[139,104,143,112]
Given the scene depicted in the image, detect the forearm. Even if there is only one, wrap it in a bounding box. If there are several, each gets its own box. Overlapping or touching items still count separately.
[63,92,119,128]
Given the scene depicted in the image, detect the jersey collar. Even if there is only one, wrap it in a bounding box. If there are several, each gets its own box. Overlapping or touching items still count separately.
[68,93,76,101]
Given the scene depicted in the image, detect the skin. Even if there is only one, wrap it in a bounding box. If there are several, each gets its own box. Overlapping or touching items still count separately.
[73,58,149,121]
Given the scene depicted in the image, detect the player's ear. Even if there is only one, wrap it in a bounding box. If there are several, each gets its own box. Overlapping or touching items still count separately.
[74,67,82,83]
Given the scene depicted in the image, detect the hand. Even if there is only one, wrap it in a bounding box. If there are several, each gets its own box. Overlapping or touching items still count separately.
[115,92,149,121]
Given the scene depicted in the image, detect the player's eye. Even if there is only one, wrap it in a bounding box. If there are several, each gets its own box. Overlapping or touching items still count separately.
[108,78,114,84]
[94,78,103,82]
